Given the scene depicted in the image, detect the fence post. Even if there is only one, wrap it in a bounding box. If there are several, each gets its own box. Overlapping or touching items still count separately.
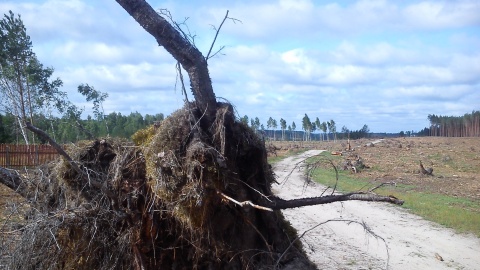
[35,144,39,166]
[6,145,10,168]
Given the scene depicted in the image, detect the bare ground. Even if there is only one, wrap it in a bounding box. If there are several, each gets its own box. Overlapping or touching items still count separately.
[272,137,480,201]
[272,150,480,270]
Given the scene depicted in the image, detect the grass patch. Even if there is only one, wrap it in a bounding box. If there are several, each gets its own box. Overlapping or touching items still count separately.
[308,154,480,237]
[389,191,480,236]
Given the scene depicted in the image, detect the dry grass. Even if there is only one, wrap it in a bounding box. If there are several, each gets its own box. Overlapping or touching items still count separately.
[271,137,480,201]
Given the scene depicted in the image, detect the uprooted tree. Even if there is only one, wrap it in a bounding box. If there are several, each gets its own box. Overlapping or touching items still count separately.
[0,1,403,269]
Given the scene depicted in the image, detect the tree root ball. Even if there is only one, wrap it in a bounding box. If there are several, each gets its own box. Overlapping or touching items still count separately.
[142,102,313,269]
[2,102,315,270]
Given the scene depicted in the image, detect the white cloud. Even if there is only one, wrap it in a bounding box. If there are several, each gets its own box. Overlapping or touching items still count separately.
[331,42,418,66]
[403,1,480,29]
[1,0,479,133]
[202,0,480,44]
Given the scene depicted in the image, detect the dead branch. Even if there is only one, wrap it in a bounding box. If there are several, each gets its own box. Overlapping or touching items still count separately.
[369,182,397,193]
[158,9,196,47]
[276,219,390,269]
[205,10,240,60]
[26,122,82,176]
[280,155,311,185]
[176,61,189,103]
[206,10,229,60]
[218,191,273,211]
[269,192,404,210]
[26,122,116,201]
[284,153,340,195]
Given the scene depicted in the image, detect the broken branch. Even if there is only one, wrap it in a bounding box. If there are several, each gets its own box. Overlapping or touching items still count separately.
[217,191,273,211]
[368,182,397,193]
[269,192,404,210]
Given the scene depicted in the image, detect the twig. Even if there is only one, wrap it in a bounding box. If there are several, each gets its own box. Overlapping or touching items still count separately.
[176,61,189,103]
[217,191,273,211]
[158,9,196,47]
[281,157,308,185]
[283,153,339,195]
[237,177,273,202]
[206,10,229,60]
[276,219,390,269]
[49,228,61,251]
[369,182,397,193]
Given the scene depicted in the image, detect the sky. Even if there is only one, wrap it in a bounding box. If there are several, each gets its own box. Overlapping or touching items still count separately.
[1,0,479,133]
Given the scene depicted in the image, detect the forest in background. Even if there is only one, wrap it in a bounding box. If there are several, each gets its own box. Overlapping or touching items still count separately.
[2,109,479,145]
[419,111,480,137]
[0,111,164,144]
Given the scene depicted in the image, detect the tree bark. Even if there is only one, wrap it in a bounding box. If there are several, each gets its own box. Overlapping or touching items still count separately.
[115,0,217,122]
[269,192,404,210]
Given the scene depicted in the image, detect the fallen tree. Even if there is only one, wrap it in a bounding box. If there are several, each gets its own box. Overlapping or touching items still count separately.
[0,1,404,269]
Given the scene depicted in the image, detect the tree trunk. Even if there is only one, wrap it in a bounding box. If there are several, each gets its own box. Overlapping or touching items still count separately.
[115,0,217,123]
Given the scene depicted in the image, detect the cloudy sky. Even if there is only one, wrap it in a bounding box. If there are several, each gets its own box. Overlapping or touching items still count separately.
[1,0,479,133]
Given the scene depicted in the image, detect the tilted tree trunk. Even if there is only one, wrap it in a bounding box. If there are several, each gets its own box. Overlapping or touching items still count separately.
[115,0,217,123]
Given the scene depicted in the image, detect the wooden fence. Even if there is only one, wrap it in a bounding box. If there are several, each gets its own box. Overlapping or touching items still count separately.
[0,144,60,169]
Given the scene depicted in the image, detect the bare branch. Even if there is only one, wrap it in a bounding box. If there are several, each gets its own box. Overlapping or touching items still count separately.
[218,191,273,211]
[158,9,197,47]
[207,45,226,60]
[25,122,116,200]
[276,219,390,269]
[206,10,229,60]
[218,188,403,211]
[269,192,404,210]
[369,182,397,193]
[26,122,82,175]
[282,153,339,195]
[176,61,189,103]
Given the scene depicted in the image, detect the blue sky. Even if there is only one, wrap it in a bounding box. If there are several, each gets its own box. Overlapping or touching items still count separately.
[1,0,479,133]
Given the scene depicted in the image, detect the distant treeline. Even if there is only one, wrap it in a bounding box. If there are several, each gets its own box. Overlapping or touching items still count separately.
[3,109,478,145]
[417,110,480,137]
[0,112,164,144]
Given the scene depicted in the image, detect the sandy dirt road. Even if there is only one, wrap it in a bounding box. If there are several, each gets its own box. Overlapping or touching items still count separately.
[272,150,480,270]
